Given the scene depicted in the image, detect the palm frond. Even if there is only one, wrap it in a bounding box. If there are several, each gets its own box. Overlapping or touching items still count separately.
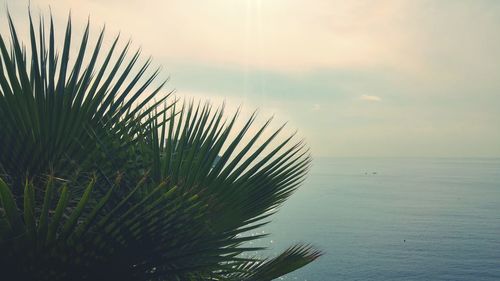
[233,244,322,281]
[0,12,171,190]
[0,11,322,281]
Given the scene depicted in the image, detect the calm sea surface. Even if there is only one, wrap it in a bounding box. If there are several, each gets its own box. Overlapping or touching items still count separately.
[253,158,500,280]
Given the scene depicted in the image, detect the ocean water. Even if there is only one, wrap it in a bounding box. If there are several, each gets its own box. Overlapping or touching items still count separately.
[254,158,500,280]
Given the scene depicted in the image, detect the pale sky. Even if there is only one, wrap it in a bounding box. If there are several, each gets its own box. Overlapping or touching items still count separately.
[3,0,500,157]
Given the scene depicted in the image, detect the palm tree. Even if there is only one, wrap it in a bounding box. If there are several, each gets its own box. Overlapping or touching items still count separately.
[0,12,321,281]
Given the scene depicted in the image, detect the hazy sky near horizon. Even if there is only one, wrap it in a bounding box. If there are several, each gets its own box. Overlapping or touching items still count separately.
[2,0,500,157]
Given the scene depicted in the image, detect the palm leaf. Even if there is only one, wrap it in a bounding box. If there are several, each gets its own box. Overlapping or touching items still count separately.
[0,11,322,280]
[0,12,171,191]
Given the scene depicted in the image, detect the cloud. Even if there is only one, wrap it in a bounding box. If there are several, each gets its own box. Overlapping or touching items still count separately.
[3,0,429,73]
[359,95,381,102]
[4,0,500,157]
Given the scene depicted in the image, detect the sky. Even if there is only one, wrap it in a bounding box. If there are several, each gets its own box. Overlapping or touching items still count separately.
[2,0,500,157]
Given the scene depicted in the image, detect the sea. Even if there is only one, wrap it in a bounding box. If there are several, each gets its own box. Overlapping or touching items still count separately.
[252,158,500,281]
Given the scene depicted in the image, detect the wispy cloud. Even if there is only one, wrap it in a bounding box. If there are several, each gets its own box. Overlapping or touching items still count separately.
[4,0,500,157]
[3,0,429,73]
[359,95,381,102]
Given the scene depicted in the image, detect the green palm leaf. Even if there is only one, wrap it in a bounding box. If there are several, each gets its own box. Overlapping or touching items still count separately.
[0,12,172,191]
[0,11,322,281]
